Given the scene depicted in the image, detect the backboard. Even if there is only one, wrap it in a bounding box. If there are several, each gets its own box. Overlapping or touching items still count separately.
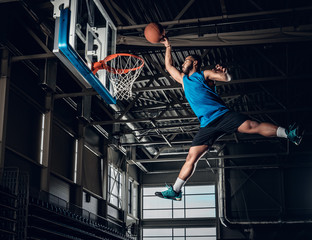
[52,0,116,104]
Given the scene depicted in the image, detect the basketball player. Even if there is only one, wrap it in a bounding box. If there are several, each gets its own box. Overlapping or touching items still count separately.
[155,37,303,201]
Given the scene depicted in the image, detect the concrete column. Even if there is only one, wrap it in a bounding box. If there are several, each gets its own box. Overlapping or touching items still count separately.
[40,59,57,192]
[40,93,54,192]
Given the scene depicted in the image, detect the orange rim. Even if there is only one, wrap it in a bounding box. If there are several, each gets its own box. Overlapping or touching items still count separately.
[103,53,144,74]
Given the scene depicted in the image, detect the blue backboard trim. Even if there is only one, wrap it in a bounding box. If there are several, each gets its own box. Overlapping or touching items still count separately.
[58,8,116,104]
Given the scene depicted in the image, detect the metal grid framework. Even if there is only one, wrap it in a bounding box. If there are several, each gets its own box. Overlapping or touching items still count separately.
[1,0,312,175]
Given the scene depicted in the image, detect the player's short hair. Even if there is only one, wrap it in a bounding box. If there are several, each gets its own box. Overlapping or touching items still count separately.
[188,54,202,71]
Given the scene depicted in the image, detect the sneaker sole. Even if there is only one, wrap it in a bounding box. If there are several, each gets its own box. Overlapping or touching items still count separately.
[155,192,182,201]
[295,129,305,146]
[165,196,182,201]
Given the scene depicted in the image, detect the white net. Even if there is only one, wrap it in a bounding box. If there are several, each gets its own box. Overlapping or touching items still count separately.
[106,54,144,100]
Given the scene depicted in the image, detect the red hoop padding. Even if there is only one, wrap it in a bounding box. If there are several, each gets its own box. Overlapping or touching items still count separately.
[92,53,144,75]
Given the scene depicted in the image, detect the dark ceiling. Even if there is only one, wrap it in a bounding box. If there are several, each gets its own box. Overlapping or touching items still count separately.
[1,0,312,174]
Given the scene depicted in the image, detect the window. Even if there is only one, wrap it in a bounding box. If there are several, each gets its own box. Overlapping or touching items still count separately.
[39,114,45,165]
[108,165,122,208]
[143,185,215,219]
[143,227,216,240]
[128,178,138,218]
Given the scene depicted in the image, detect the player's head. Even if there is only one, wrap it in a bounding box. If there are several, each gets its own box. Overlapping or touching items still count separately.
[182,54,202,74]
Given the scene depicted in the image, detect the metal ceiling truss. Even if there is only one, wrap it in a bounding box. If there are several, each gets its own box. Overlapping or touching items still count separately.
[6,0,310,174]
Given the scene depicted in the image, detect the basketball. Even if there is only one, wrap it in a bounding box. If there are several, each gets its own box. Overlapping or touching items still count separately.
[144,22,165,43]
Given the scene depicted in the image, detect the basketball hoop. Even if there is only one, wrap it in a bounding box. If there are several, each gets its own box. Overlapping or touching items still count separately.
[92,53,144,100]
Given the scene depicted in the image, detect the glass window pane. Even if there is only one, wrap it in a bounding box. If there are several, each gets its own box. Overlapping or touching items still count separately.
[143,209,172,219]
[173,209,184,218]
[109,195,118,206]
[185,185,214,194]
[110,166,114,176]
[111,185,118,195]
[143,228,172,236]
[143,187,167,196]
[118,186,122,198]
[144,238,172,240]
[185,195,215,208]
[173,228,184,236]
[186,227,216,236]
[143,227,216,239]
[143,196,172,209]
[142,185,216,221]
[173,199,184,208]
[108,165,123,209]
[186,208,216,218]
[186,237,215,240]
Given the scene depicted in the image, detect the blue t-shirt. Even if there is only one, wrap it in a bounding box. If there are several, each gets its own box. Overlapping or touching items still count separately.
[183,71,229,127]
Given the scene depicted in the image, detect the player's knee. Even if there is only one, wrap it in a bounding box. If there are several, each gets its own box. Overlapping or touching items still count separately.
[249,120,259,129]
[185,153,198,164]
[240,120,259,132]
[185,155,195,163]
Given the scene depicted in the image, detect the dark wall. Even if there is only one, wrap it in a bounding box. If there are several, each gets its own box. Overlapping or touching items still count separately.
[219,141,312,239]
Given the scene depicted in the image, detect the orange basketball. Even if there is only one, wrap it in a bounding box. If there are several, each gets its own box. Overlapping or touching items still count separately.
[144,22,165,43]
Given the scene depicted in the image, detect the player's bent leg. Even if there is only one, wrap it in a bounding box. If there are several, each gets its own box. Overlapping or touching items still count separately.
[238,120,303,145]
[178,145,209,181]
[155,145,209,201]
[238,120,277,137]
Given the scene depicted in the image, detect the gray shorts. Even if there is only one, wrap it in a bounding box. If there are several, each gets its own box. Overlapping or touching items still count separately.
[191,111,248,146]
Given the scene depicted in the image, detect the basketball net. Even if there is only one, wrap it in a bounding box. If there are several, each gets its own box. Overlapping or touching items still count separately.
[92,53,144,100]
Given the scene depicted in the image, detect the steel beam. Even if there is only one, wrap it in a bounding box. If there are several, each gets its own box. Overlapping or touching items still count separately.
[11,53,56,62]
[91,107,311,125]
[131,153,288,163]
[54,90,98,99]
[91,115,197,125]
[118,6,312,30]
[132,75,311,92]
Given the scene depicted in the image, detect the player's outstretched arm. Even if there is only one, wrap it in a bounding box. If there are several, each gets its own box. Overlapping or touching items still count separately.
[161,37,184,85]
[204,64,231,82]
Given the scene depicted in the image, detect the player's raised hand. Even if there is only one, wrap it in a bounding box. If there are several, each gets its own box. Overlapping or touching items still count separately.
[160,36,170,48]
[214,64,227,73]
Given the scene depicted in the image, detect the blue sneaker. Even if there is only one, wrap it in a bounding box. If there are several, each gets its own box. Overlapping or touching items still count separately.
[285,123,304,145]
[155,185,182,201]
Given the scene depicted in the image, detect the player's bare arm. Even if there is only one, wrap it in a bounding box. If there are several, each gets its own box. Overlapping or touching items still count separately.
[161,37,184,85]
[204,64,231,82]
